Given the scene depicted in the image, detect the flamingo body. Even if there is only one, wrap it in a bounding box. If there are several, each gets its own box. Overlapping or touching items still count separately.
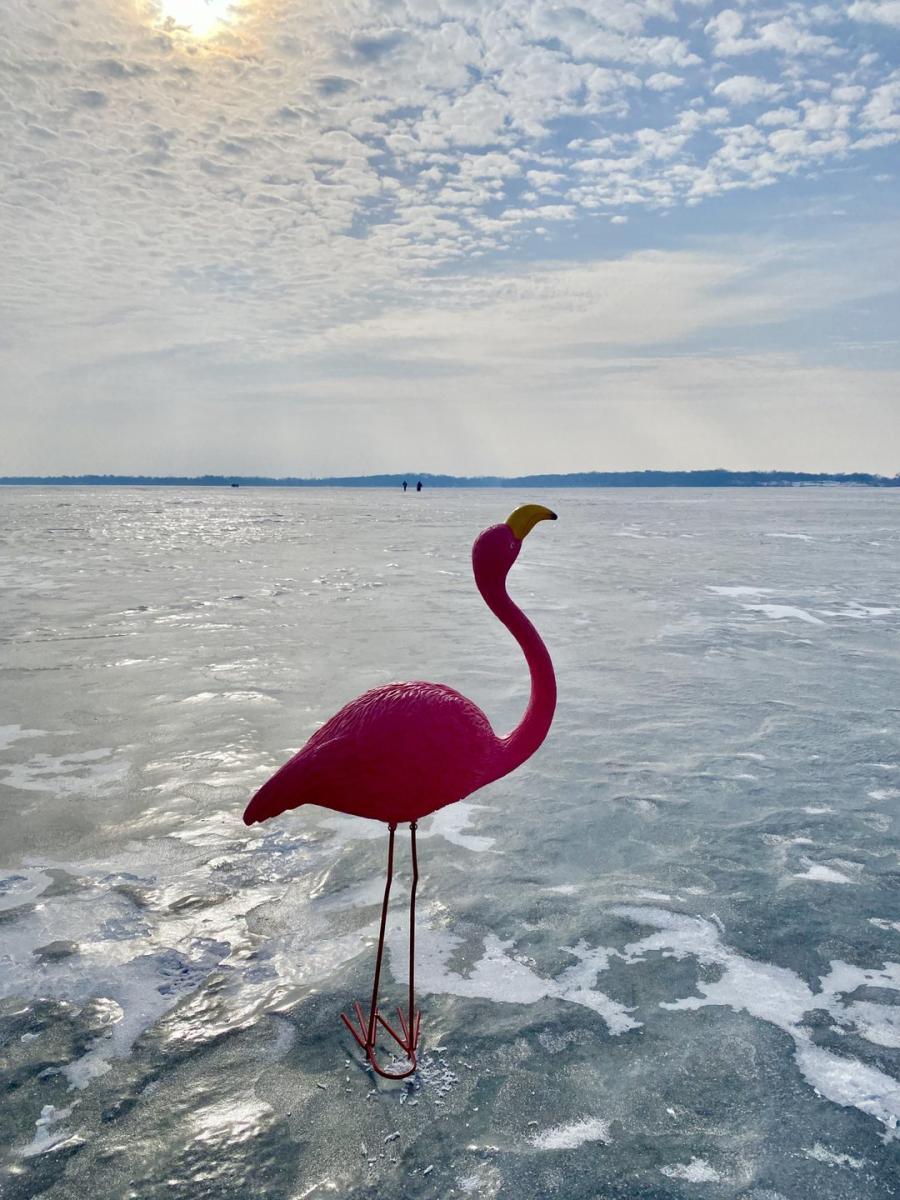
[244,680,496,826]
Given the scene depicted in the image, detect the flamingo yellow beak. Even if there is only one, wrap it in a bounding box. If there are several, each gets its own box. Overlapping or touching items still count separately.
[506,504,558,540]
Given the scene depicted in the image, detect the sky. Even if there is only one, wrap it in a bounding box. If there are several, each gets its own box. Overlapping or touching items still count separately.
[2,0,899,476]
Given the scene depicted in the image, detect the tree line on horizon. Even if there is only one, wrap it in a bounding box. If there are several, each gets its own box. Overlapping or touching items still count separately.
[1,470,899,487]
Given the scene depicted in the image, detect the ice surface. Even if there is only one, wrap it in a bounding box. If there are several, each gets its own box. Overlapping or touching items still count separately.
[616,905,900,1136]
[2,486,900,1198]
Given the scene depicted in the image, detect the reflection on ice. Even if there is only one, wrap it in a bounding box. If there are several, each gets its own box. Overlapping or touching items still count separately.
[190,1095,274,1149]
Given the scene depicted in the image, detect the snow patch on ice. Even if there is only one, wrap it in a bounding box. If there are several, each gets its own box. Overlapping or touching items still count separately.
[457,1165,501,1195]
[870,918,900,935]
[660,1157,721,1182]
[793,859,854,884]
[0,748,128,796]
[0,867,54,912]
[742,604,825,626]
[180,690,276,705]
[406,927,638,1035]
[796,1041,900,1135]
[817,960,900,1049]
[0,724,46,752]
[868,788,900,802]
[817,603,896,619]
[707,586,772,597]
[20,1103,81,1158]
[322,802,498,853]
[428,802,496,854]
[818,959,900,997]
[530,1117,610,1150]
[803,1142,864,1169]
[833,1000,900,1049]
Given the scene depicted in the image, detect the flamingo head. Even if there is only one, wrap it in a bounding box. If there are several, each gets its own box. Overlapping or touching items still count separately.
[472,504,557,595]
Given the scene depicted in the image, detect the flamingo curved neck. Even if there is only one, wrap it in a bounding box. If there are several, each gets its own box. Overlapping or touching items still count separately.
[480,576,557,784]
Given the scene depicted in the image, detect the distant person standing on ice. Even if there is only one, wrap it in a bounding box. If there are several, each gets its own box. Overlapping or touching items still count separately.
[416,480,422,492]
[402,481,408,492]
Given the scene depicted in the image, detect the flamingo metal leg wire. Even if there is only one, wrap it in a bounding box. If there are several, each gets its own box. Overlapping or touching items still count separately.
[341,822,421,1079]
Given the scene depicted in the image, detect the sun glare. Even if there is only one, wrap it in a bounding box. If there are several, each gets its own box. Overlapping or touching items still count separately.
[156,0,238,37]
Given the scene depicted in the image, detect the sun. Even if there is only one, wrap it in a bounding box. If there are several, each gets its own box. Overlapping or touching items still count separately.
[156,0,238,37]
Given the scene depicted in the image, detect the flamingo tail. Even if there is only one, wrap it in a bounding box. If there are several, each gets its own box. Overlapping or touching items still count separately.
[243,747,325,825]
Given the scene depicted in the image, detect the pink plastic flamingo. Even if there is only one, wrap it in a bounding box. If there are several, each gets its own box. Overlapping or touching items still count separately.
[243,504,557,1077]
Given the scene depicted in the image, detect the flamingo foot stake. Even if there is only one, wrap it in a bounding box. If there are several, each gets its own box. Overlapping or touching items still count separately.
[341,1002,421,1079]
[341,821,421,1080]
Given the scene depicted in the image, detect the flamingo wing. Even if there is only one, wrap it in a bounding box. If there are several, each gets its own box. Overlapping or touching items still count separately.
[243,681,498,826]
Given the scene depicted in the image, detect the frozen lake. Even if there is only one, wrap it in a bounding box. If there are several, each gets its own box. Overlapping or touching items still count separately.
[1,485,899,1199]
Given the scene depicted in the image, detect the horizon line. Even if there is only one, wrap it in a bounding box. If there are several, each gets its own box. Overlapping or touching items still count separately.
[2,468,899,488]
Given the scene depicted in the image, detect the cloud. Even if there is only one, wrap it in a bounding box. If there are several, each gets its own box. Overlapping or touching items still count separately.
[2,0,896,312]
[8,220,899,469]
[706,6,837,57]
[645,72,685,91]
[757,107,800,127]
[713,75,782,105]
[2,0,899,473]
[860,75,900,135]
[849,1,900,28]
[705,9,753,56]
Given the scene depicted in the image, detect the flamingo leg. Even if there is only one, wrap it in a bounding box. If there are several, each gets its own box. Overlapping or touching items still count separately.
[341,822,421,1080]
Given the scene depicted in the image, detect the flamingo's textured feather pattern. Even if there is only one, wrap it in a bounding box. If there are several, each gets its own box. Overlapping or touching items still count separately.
[244,680,496,825]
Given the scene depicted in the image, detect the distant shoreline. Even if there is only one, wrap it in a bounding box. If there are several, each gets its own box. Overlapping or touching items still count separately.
[1,471,899,488]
